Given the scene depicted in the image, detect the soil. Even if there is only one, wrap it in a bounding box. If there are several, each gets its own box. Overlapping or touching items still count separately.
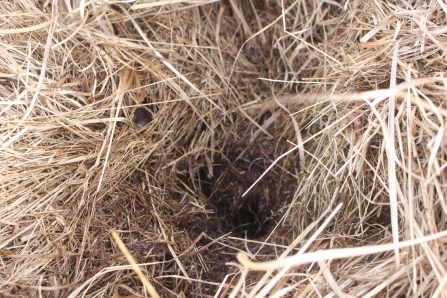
[165,123,298,292]
[198,141,286,239]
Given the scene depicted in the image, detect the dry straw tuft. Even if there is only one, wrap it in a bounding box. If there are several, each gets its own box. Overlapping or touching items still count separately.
[1,0,447,297]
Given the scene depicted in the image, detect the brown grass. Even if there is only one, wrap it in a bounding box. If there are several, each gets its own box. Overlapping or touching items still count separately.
[1,0,447,297]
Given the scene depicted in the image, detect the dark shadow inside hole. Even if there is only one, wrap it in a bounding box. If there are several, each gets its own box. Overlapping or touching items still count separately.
[198,154,277,239]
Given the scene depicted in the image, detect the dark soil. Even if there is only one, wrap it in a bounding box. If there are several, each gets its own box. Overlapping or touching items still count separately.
[198,141,287,239]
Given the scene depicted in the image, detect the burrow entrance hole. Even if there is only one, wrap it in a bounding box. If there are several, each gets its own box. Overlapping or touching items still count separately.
[181,137,296,240]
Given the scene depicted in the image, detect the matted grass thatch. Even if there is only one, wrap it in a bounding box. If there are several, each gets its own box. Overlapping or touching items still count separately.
[1,0,447,297]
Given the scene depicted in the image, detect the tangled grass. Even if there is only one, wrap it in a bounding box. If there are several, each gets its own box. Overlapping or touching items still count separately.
[1,0,447,297]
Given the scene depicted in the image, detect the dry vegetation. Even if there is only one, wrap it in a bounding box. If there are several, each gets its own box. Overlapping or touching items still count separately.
[1,0,447,297]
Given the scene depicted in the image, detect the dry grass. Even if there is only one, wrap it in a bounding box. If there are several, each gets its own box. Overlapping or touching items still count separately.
[1,0,447,297]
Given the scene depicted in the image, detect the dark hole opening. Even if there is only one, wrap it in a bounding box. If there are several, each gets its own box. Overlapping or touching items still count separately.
[198,151,278,239]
